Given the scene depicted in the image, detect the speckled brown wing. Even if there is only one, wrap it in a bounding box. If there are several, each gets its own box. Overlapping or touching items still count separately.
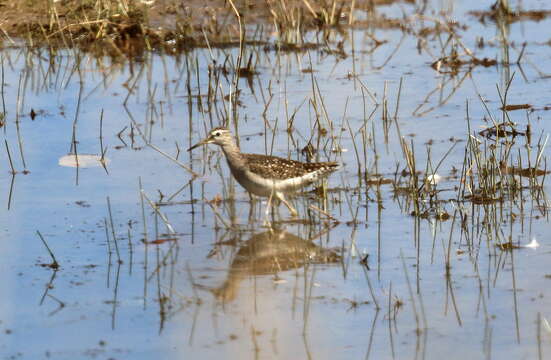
[244,153,338,180]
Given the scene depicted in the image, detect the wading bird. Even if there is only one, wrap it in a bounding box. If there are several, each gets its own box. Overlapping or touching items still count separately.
[188,127,338,217]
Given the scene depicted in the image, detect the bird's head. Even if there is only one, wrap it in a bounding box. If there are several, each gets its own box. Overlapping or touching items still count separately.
[187,127,233,151]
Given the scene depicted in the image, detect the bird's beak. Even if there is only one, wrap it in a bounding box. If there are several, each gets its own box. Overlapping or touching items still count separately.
[187,136,211,151]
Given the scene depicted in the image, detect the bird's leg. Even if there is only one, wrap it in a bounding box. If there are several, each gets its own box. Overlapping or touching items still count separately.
[248,193,256,224]
[263,190,274,227]
[276,192,298,217]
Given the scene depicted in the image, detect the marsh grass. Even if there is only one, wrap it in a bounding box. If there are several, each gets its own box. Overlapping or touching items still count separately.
[0,0,427,59]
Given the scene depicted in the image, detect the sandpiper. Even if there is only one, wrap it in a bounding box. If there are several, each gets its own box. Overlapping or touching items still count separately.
[188,127,338,216]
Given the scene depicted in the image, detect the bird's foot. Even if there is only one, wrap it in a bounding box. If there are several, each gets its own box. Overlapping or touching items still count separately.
[262,219,275,230]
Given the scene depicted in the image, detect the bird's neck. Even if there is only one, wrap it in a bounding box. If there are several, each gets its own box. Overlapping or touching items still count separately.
[221,141,246,170]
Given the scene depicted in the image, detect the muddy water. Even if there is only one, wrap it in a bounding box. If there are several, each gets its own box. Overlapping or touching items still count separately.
[2,1,551,359]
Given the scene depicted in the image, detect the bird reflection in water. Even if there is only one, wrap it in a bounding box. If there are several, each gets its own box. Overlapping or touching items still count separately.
[203,227,341,303]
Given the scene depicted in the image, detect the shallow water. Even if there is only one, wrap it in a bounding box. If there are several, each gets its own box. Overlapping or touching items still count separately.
[2,1,551,359]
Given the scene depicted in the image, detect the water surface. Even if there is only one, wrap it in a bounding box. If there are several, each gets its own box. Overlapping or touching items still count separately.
[2,1,551,359]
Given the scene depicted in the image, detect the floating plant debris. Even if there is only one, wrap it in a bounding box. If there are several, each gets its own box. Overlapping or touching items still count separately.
[501,164,550,177]
[478,123,526,138]
[501,104,532,111]
[365,177,393,185]
[496,242,521,251]
[58,154,109,168]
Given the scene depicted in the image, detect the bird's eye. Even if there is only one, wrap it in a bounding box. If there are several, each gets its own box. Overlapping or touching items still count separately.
[214,132,221,137]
